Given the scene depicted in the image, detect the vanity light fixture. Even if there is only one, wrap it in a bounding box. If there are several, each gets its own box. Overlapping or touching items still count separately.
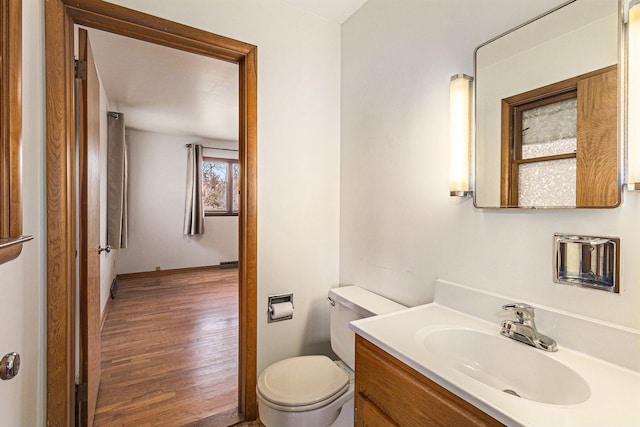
[449,74,474,197]
[627,0,640,190]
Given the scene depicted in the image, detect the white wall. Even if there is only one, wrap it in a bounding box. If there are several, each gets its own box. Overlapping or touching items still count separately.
[341,0,640,330]
[114,129,240,274]
[0,0,46,424]
[105,0,342,373]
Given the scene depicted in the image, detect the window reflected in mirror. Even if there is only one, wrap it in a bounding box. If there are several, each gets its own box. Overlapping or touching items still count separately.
[511,93,578,206]
[521,97,577,160]
[474,0,621,209]
[500,66,618,208]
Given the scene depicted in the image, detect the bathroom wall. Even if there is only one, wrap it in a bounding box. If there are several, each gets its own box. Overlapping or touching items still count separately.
[341,0,640,330]
[114,129,239,275]
[104,0,342,373]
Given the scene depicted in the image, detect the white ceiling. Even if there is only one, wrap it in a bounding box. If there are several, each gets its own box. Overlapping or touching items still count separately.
[282,0,369,23]
[86,1,368,142]
[88,28,239,142]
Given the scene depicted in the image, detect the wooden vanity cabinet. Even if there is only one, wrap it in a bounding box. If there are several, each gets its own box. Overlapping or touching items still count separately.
[355,335,504,427]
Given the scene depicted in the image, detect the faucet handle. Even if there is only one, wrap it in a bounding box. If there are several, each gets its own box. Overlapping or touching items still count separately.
[502,303,535,322]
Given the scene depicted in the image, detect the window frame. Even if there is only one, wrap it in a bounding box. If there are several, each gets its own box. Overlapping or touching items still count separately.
[202,156,239,217]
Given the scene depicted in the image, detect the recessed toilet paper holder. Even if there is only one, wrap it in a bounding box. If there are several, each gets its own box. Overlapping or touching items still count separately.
[554,234,620,293]
[268,293,294,323]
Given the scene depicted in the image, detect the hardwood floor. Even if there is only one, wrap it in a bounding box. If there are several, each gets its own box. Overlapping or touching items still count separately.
[94,268,240,426]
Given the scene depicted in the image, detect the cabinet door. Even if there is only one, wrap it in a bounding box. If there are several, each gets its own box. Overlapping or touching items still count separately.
[355,393,398,427]
[356,336,503,427]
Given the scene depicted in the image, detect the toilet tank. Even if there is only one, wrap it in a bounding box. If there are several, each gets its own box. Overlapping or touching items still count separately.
[328,286,406,370]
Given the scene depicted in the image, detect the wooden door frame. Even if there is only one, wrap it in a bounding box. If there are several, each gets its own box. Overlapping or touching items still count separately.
[0,0,29,265]
[44,1,258,425]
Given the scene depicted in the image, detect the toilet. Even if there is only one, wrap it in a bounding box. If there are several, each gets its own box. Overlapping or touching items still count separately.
[257,286,406,427]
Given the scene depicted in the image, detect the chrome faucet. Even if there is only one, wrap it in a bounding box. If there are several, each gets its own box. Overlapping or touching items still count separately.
[500,303,557,352]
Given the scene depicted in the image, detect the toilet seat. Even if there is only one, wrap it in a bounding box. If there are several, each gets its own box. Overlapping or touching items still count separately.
[257,355,350,412]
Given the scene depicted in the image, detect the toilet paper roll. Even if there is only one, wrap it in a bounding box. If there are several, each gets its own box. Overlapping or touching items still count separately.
[270,302,294,320]
[565,242,580,274]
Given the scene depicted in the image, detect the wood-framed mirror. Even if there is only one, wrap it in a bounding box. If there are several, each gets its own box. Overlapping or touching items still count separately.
[0,0,32,264]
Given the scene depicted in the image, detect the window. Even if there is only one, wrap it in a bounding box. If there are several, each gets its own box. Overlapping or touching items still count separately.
[507,91,578,207]
[500,65,618,207]
[202,157,239,216]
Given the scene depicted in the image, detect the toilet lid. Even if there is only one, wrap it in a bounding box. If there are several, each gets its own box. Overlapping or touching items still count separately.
[257,355,349,408]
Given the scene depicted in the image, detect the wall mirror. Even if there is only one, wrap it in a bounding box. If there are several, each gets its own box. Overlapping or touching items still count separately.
[0,0,31,264]
[474,0,622,208]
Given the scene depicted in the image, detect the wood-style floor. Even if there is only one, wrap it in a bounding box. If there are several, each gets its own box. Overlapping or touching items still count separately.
[94,268,240,426]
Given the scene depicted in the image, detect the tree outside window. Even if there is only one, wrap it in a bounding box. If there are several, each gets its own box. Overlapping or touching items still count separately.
[202,157,239,216]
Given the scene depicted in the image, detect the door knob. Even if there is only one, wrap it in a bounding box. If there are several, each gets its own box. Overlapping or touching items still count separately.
[0,352,20,380]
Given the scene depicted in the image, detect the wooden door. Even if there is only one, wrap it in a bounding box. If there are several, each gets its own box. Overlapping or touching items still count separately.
[576,67,618,207]
[77,27,102,427]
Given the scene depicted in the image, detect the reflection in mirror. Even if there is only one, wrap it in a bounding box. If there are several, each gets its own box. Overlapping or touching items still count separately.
[474,0,621,208]
[0,0,31,264]
[506,86,579,207]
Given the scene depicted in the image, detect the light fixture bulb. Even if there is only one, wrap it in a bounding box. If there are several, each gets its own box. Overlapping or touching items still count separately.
[449,74,474,197]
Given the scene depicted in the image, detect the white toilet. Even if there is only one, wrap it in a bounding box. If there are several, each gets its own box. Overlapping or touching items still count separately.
[257,286,406,427]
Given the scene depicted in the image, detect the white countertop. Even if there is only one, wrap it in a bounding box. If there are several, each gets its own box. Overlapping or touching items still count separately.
[350,302,640,427]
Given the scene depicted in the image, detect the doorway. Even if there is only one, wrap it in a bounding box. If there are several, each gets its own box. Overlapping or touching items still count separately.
[45,1,257,425]
[81,25,242,425]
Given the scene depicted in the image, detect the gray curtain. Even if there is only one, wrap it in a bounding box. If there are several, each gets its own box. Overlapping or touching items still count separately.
[184,144,205,235]
[106,112,128,249]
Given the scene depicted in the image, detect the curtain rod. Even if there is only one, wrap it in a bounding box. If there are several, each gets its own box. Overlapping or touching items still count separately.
[185,143,238,152]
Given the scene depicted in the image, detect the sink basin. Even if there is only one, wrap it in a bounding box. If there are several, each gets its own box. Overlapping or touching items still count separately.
[420,328,591,405]
[351,293,640,426]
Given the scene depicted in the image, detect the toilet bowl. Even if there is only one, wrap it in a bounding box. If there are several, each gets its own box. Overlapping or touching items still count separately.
[257,356,354,427]
[257,286,406,427]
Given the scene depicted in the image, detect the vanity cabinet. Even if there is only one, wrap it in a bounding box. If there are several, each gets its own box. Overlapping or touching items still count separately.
[355,335,504,427]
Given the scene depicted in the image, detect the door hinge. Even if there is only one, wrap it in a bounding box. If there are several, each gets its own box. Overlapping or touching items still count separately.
[75,59,87,80]
[75,382,88,403]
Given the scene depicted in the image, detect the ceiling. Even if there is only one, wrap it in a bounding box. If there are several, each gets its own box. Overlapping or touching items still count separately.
[282,0,369,23]
[88,28,239,142]
[86,1,368,143]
